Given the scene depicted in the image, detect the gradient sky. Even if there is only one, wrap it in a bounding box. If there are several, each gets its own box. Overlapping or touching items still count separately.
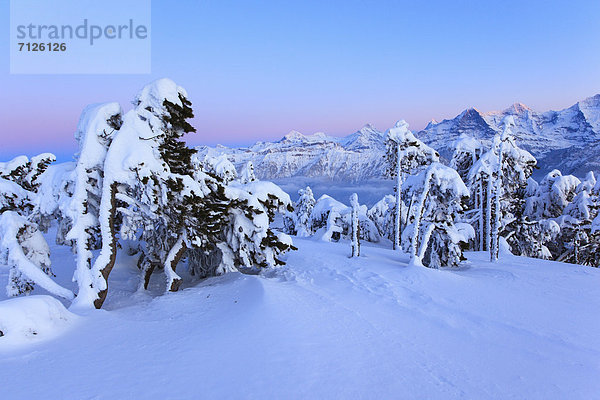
[1,0,600,160]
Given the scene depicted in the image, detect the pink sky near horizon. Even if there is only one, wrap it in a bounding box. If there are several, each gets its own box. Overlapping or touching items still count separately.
[1,1,599,160]
[2,89,598,161]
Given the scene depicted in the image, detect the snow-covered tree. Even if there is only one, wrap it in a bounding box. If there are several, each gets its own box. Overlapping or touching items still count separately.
[0,177,34,215]
[450,136,484,182]
[0,211,73,299]
[310,194,379,243]
[283,186,316,237]
[81,79,214,307]
[202,155,237,185]
[385,120,439,250]
[467,116,536,260]
[350,193,360,257]
[508,219,560,259]
[550,172,600,265]
[66,102,122,305]
[367,195,396,241]
[239,161,257,184]
[402,162,470,268]
[0,153,56,193]
[525,170,580,219]
[199,180,296,275]
[0,152,73,298]
[87,79,296,307]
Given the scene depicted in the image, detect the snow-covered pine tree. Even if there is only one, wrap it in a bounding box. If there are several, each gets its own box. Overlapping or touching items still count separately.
[91,79,296,307]
[0,177,34,215]
[385,120,439,251]
[450,136,485,244]
[0,153,74,298]
[525,169,581,220]
[468,116,536,260]
[508,219,560,259]
[367,195,396,241]
[88,79,211,307]
[239,161,257,184]
[551,171,599,265]
[450,136,484,182]
[202,155,237,185]
[402,162,470,268]
[120,79,226,294]
[190,178,296,276]
[350,193,360,257]
[291,186,316,237]
[66,103,122,306]
[0,153,56,193]
[0,211,73,299]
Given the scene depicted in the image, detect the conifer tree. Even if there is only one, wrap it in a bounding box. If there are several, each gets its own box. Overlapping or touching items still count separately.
[403,163,470,268]
[385,120,439,251]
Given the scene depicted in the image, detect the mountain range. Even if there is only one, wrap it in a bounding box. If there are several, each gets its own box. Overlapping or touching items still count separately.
[197,94,600,181]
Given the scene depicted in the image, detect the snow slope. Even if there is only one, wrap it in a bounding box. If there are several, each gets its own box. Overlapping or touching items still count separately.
[0,236,599,399]
[197,95,600,181]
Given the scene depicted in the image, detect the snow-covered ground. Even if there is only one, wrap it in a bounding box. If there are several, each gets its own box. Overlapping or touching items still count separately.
[1,234,599,399]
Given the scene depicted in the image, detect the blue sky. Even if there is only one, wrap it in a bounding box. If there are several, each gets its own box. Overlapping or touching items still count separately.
[1,0,599,160]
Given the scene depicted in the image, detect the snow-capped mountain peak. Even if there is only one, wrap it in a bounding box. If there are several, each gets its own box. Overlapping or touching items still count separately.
[197,94,600,181]
[281,130,306,142]
[503,102,531,115]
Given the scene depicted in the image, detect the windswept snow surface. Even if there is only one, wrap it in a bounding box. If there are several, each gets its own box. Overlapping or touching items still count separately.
[0,237,599,399]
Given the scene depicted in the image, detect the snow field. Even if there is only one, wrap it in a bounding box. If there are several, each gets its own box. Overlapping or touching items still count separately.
[0,237,598,399]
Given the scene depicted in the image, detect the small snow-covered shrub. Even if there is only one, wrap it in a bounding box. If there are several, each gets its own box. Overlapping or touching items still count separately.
[367,195,396,242]
[310,194,379,243]
[0,295,77,345]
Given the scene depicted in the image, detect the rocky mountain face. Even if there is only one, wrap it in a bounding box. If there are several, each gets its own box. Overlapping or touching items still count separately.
[197,94,600,181]
[197,124,388,182]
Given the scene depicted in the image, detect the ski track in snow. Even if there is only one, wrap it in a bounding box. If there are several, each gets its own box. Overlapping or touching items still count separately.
[0,236,599,399]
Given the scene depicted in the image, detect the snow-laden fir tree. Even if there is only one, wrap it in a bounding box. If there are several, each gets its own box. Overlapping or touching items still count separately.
[367,195,396,241]
[195,179,295,276]
[201,154,237,185]
[0,211,73,299]
[350,193,360,257]
[551,171,599,265]
[308,194,379,243]
[65,102,122,306]
[33,162,76,244]
[87,79,296,308]
[525,170,580,220]
[467,116,536,260]
[450,136,485,240]
[450,136,484,182]
[0,153,56,193]
[239,161,257,184]
[402,162,470,268]
[98,79,237,301]
[283,186,316,237]
[0,156,74,299]
[385,120,439,250]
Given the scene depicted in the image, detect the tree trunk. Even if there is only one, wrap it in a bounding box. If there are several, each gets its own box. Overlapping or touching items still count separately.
[394,142,402,250]
[491,142,504,262]
[479,179,484,251]
[93,182,119,309]
[164,233,187,292]
[411,171,432,264]
[486,177,492,254]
